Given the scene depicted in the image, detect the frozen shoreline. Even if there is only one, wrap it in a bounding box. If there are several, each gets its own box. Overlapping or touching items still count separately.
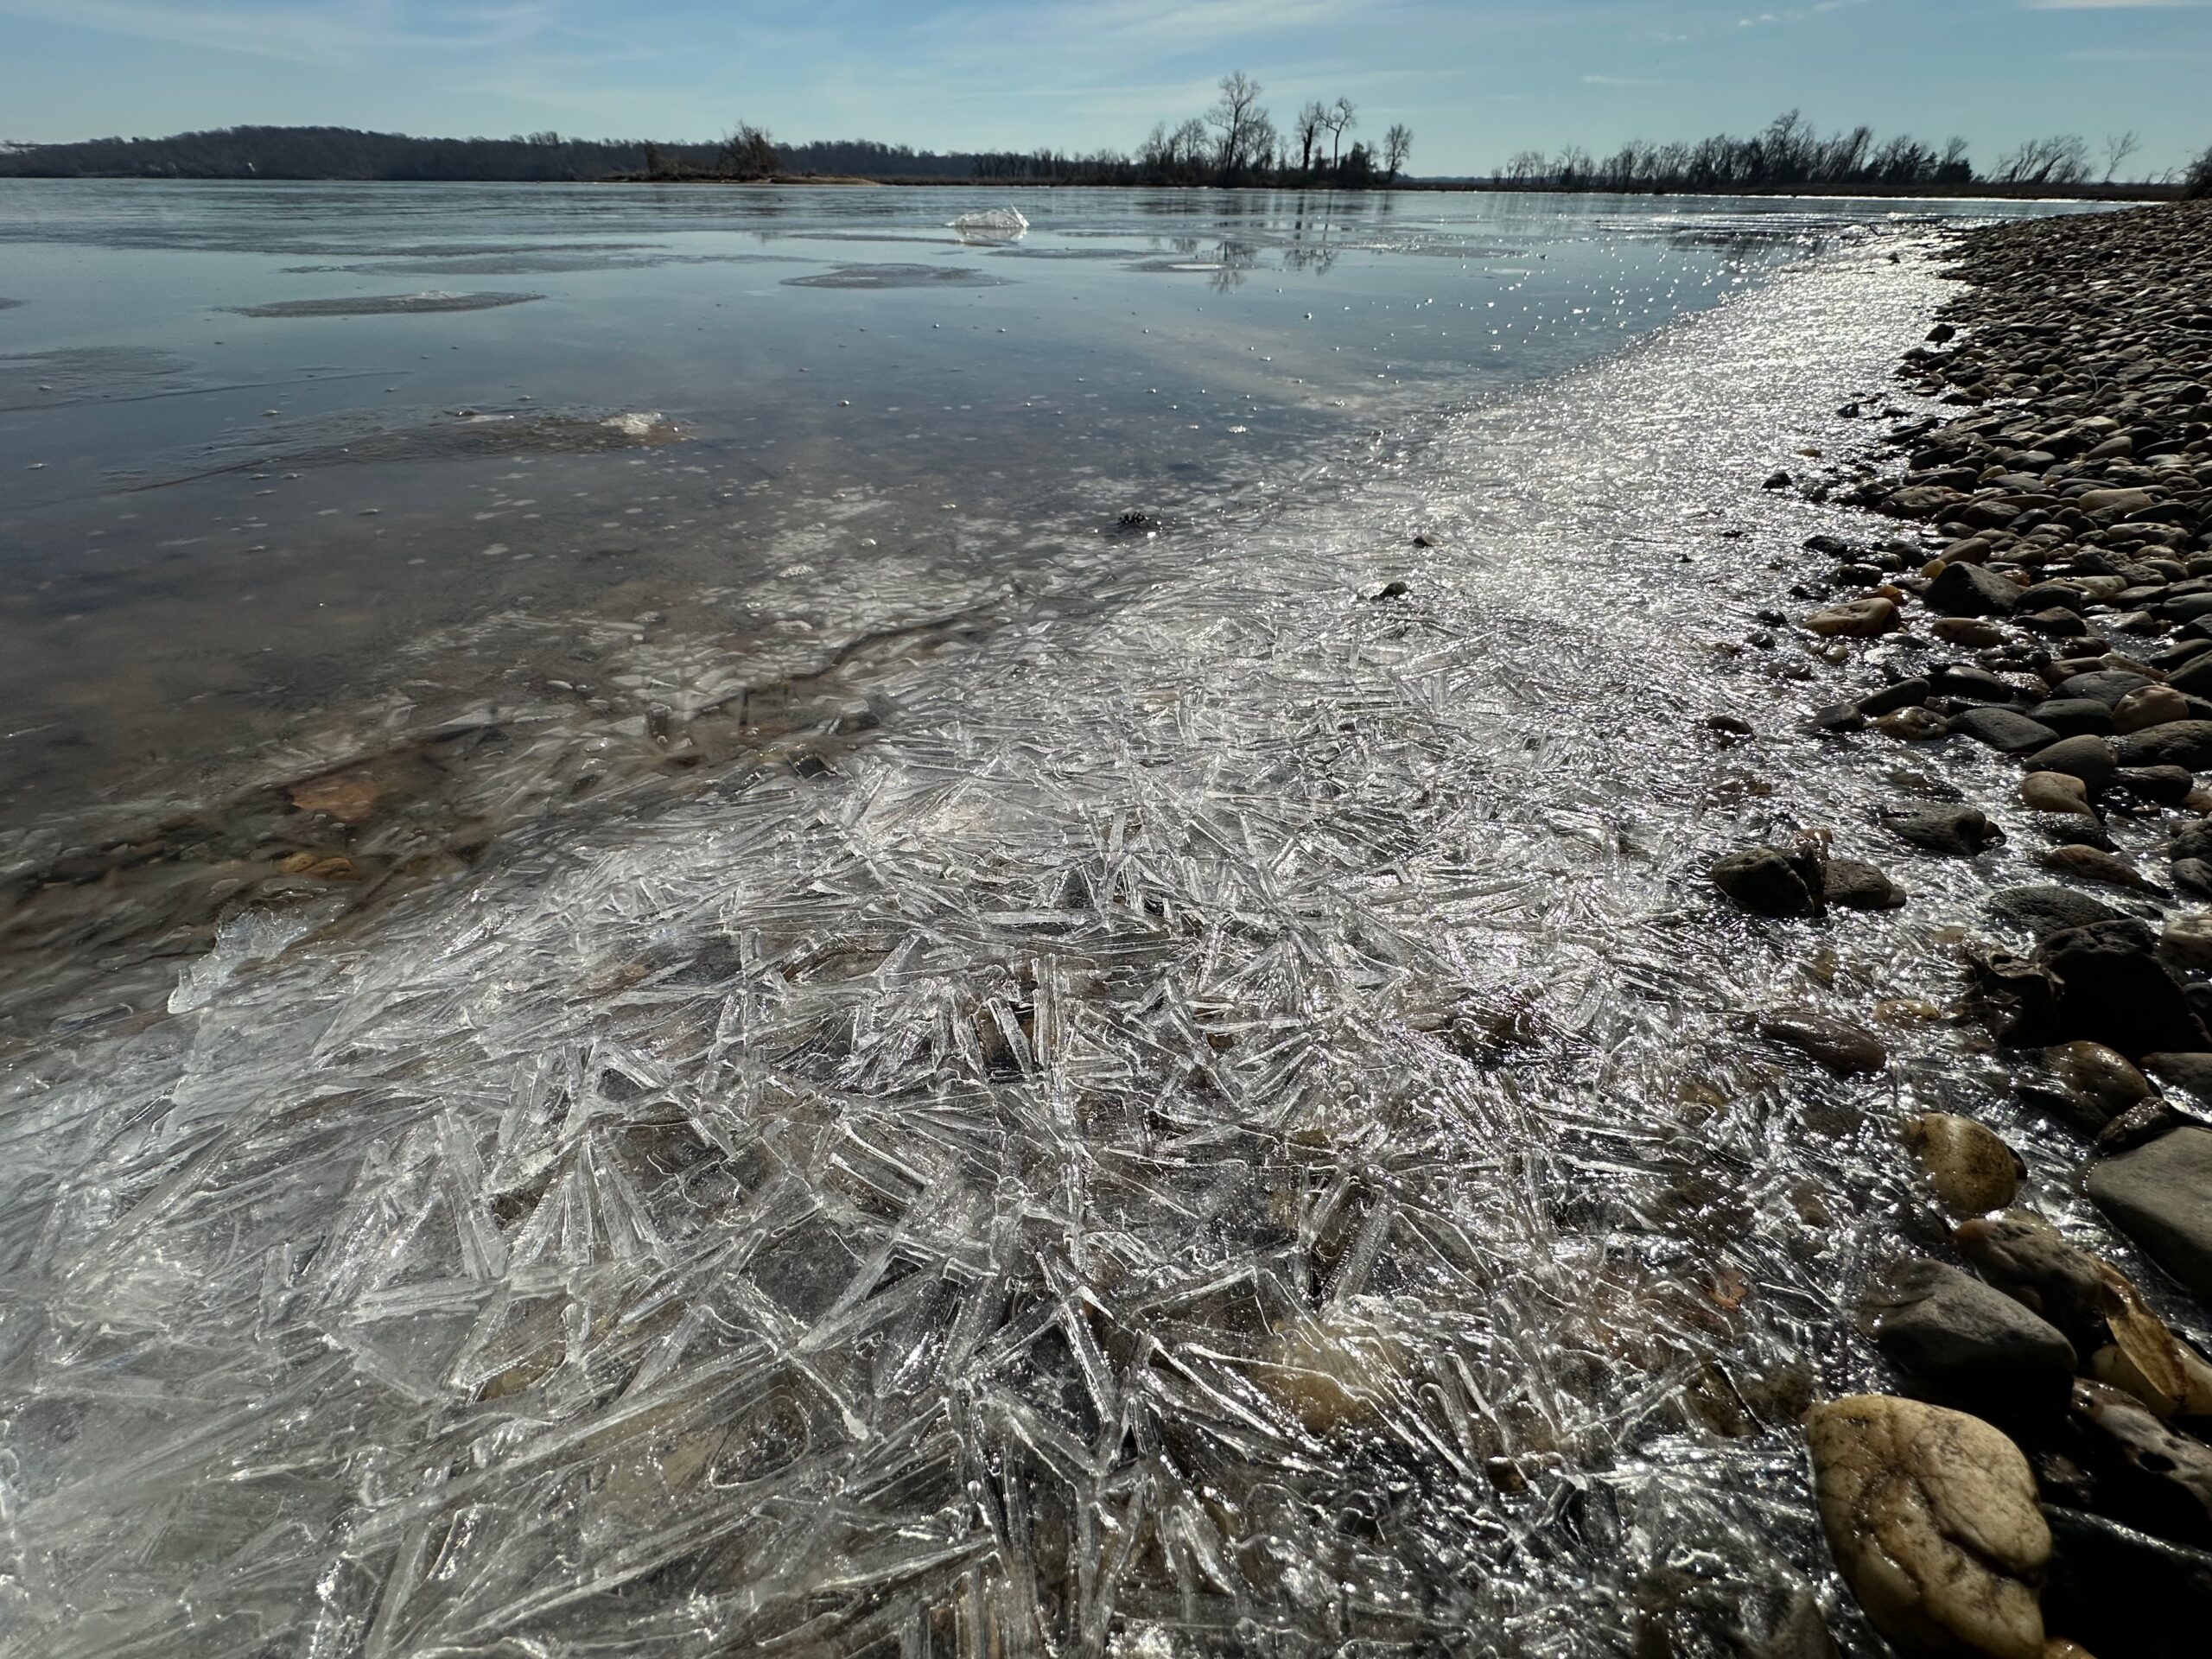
[0,232,1990,1655]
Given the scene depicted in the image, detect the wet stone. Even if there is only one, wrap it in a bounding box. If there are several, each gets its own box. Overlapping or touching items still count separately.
[1866,1258,2076,1416]
[1805,1395,2050,1659]
[1712,845,1826,918]
[1902,1113,2025,1215]
[1953,707,2062,755]
[1825,858,1908,912]
[1885,804,2004,856]
[1758,1008,1887,1077]
[1955,1212,2107,1343]
[2042,1505,2212,1659]
[2086,1128,2212,1306]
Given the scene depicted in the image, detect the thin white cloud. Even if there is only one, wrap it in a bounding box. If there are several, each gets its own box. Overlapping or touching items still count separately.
[0,0,556,66]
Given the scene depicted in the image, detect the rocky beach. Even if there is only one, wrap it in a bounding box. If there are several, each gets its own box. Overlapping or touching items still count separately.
[1718,200,2212,1657]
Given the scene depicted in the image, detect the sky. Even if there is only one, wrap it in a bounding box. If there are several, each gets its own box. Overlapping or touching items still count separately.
[0,0,2206,175]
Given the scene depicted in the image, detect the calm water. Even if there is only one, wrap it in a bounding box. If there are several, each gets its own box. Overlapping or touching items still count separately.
[0,181,2063,849]
[0,182,2129,1659]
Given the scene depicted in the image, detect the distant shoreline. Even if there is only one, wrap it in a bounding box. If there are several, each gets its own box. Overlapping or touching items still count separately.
[0,171,2182,204]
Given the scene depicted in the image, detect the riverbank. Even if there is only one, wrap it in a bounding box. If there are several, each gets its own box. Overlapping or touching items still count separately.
[1716,200,2212,1656]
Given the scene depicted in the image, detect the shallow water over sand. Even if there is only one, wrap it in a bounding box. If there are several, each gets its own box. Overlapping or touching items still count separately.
[0,186,2126,1656]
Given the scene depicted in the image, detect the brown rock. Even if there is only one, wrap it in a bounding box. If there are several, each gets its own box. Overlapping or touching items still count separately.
[1903,1113,2025,1214]
[1808,597,1904,639]
[2114,685,2191,735]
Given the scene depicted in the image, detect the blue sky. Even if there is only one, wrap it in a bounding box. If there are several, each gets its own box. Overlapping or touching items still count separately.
[0,0,2205,175]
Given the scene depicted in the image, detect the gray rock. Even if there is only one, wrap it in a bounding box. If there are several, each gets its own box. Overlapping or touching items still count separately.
[2086,1128,2212,1304]
[1955,1210,2107,1336]
[1885,804,2005,856]
[1713,847,1824,918]
[1933,664,2025,702]
[1866,1258,2076,1413]
[1952,707,2062,754]
[2031,734,2121,791]
[2142,1052,2212,1106]
[2061,670,2158,708]
[2115,720,2212,771]
[1826,858,1908,912]
[2171,821,2212,863]
[1989,885,2131,938]
[1860,677,1935,718]
[1927,561,2024,616]
[2029,698,2116,738]
[2119,766,2197,805]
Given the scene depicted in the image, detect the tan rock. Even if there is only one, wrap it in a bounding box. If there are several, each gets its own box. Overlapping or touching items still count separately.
[2113,684,2190,734]
[1933,617,2008,648]
[2161,913,2212,972]
[2019,772,2094,817]
[1806,1395,2049,1659]
[1255,1301,1409,1435]
[1878,708,1949,742]
[2044,1041,2157,1121]
[2037,844,2162,893]
[1807,597,1903,639]
[1903,1114,2024,1214]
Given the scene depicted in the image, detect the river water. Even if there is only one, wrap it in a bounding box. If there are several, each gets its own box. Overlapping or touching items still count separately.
[0,184,2097,1656]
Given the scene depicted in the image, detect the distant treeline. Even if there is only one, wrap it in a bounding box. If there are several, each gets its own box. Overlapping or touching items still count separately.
[1,113,2200,197]
[1496,111,2189,194]
[0,126,1029,182]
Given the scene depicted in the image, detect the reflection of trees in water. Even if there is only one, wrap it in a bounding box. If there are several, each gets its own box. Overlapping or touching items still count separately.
[1209,239,1259,292]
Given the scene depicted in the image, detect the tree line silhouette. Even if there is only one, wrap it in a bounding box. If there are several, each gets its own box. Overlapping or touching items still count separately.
[0,105,2194,195]
[1496,111,2184,194]
[0,77,1414,189]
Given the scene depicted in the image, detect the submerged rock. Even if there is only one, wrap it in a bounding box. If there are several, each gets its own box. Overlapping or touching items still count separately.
[1989,887,2131,940]
[1758,1008,1888,1076]
[1805,1395,2049,1659]
[1902,1113,2025,1215]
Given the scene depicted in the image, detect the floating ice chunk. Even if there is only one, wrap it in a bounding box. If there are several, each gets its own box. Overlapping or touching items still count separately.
[949,207,1029,239]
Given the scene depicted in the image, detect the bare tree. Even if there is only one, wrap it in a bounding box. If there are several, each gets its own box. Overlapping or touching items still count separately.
[1382,123,1413,184]
[1207,71,1269,181]
[1326,96,1358,172]
[2102,130,2143,183]
[721,121,779,181]
[1995,134,2090,188]
[1294,100,1328,179]
[2186,143,2212,200]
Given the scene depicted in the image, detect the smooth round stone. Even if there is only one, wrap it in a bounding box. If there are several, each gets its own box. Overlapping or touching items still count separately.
[2019,772,2094,817]
[2161,912,2212,972]
[1807,597,1902,639]
[2114,683,2191,734]
[1903,1112,2025,1214]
